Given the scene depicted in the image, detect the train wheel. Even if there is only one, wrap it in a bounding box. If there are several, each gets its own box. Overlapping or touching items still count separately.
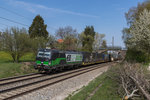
[45,69,51,74]
[73,65,78,69]
[58,66,63,72]
[51,69,57,74]
[38,69,45,74]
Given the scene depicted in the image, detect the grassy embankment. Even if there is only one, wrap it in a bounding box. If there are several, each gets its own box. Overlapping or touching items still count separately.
[0,51,37,79]
[65,65,121,100]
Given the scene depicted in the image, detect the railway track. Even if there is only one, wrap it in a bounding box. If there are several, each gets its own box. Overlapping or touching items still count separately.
[0,73,40,81]
[0,73,45,86]
[0,62,115,100]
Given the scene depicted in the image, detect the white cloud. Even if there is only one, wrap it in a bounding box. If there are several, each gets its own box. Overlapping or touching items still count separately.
[6,0,36,14]
[6,0,99,18]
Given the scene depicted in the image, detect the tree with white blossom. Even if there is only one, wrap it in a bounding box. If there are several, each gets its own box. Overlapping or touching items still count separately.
[127,9,150,54]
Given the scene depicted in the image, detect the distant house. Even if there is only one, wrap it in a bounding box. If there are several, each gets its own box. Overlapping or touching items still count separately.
[57,39,64,43]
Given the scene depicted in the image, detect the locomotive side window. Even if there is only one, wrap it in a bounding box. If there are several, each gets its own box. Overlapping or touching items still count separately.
[51,52,59,60]
[67,55,71,61]
[59,53,65,58]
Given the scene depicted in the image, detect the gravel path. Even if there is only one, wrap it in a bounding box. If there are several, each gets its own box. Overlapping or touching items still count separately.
[14,65,111,100]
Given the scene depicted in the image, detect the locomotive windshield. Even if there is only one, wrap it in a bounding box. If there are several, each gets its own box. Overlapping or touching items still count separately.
[37,51,51,59]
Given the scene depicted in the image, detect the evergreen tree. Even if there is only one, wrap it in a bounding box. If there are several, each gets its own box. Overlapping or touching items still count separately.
[29,15,48,38]
[101,40,107,48]
[82,26,95,52]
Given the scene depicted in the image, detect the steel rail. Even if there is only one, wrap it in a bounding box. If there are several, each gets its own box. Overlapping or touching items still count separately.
[0,62,114,100]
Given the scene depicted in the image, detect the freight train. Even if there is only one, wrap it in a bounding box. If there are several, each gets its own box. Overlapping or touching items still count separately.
[34,49,120,73]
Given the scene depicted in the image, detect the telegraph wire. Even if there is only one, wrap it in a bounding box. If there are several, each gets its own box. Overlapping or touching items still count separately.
[0,7,56,30]
[0,6,31,21]
[0,16,29,27]
[0,17,56,31]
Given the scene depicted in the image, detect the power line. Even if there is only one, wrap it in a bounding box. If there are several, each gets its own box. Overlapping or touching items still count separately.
[0,16,29,27]
[0,7,56,30]
[0,6,31,21]
[0,23,10,27]
[0,17,56,31]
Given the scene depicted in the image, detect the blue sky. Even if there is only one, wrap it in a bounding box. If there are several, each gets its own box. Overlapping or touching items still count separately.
[0,0,144,47]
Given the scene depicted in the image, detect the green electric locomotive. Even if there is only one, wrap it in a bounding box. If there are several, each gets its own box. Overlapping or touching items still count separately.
[35,49,83,72]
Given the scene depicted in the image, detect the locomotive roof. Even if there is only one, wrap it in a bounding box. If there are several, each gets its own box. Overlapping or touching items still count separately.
[38,49,82,54]
[66,51,82,54]
[38,49,106,55]
[38,49,51,52]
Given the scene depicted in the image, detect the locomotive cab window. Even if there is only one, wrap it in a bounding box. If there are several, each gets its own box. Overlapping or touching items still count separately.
[37,51,51,59]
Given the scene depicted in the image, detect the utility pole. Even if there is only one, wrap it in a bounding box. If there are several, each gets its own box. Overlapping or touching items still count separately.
[112,36,114,49]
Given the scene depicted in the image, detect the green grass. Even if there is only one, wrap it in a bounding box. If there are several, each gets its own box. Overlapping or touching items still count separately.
[65,67,121,100]
[0,63,37,78]
[0,51,13,63]
[0,51,35,62]
[0,51,37,79]
[89,77,120,100]
[20,52,35,62]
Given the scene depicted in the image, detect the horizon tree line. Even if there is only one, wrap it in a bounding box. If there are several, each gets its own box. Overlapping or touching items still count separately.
[0,15,107,62]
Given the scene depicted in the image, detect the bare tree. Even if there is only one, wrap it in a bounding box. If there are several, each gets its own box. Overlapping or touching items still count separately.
[46,35,56,49]
[56,26,77,39]
[30,37,47,56]
[55,26,78,50]
[1,27,30,62]
[93,32,105,52]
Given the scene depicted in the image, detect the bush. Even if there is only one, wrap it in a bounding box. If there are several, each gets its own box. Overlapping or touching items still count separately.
[125,48,150,63]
